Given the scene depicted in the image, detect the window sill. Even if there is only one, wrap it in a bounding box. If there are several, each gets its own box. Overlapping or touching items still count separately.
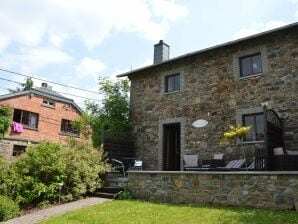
[23,126,38,131]
[239,73,263,80]
[41,103,55,109]
[164,90,180,95]
[242,140,264,144]
[59,132,80,138]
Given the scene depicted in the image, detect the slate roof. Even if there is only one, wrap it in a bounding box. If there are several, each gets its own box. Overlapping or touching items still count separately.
[117,22,298,78]
[0,87,83,114]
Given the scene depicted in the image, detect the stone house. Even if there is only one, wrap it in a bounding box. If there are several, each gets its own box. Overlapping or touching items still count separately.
[0,83,83,158]
[118,22,298,171]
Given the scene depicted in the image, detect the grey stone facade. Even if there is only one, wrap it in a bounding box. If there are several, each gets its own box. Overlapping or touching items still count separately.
[126,24,298,170]
[128,171,298,210]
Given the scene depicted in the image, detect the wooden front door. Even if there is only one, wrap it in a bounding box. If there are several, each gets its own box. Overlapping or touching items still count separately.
[163,123,181,171]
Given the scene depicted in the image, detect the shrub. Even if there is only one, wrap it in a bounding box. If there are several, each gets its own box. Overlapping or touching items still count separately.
[115,187,133,200]
[62,139,110,199]
[0,142,66,205]
[0,195,20,221]
[0,140,110,207]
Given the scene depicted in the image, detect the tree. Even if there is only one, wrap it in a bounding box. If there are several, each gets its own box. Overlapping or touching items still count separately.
[0,106,12,139]
[85,77,130,146]
[9,78,33,93]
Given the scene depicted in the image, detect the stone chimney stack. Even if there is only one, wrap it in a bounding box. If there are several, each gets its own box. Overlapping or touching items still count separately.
[153,40,169,64]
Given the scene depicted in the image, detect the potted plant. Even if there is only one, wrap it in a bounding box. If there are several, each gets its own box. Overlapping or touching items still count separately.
[220,125,251,170]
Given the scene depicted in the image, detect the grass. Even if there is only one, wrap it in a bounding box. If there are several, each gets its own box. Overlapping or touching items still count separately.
[39,200,298,224]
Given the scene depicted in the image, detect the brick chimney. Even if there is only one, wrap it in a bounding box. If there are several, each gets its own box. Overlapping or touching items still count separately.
[153,40,169,64]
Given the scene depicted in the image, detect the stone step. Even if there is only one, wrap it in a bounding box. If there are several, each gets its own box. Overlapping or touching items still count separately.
[106,170,126,178]
[94,186,123,199]
[104,177,128,188]
[94,192,116,199]
[98,186,123,194]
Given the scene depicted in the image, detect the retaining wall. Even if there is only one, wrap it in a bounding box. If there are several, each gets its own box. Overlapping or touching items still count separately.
[128,171,298,210]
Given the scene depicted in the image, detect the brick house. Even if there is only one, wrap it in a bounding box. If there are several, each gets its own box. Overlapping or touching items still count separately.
[118,23,298,171]
[0,83,83,158]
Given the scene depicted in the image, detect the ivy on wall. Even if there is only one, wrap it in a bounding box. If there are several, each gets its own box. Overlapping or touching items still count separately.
[0,106,12,139]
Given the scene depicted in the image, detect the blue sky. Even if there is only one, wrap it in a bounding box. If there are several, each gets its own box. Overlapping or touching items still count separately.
[0,0,297,108]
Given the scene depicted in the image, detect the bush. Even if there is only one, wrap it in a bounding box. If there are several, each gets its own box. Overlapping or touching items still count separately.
[0,140,110,207]
[0,142,66,205]
[62,139,110,199]
[0,195,20,221]
[115,187,133,200]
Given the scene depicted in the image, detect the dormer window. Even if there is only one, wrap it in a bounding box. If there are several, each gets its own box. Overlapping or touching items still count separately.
[42,99,55,108]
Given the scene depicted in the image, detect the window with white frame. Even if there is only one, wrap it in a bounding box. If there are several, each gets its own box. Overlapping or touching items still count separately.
[42,99,55,107]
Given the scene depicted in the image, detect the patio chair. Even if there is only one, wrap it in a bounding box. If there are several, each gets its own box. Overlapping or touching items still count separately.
[111,158,126,177]
[188,159,245,171]
[130,160,143,170]
[183,155,200,171]
[200,153,225,169]
[225,159,245,169]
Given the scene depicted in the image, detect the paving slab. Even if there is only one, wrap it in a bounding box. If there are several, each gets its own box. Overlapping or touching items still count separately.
[3,197,110,224]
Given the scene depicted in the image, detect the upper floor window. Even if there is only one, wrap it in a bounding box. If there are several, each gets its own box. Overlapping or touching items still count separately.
[242,113,264,141]
[240,53,262,77]
[165,73,180,93]
[42,99,55,108]
[60,119,79,135]
[13,109,39,129]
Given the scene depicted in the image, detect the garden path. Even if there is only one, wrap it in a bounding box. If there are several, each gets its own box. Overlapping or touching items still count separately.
[3,197,110,224]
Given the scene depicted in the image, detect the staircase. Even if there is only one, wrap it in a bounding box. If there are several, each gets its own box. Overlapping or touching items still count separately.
[94,171,128,199]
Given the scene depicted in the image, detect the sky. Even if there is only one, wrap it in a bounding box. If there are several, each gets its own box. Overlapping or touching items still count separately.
[0,0,297,109]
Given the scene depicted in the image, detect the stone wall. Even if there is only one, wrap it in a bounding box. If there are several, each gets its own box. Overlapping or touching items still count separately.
[128,171,298,210]
[128,25,298,170]
[0,138,33,159]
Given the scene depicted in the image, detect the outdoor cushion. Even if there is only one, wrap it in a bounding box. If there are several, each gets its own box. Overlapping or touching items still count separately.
[273,147,284,155]
[214,153,224,160]
[225,159,245,169]
[286,150,298,155]
[183,155,199,167]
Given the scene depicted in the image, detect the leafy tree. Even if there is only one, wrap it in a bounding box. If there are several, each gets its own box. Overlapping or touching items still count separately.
[0,106,12,139]
[9,77,33,93]
[85,77,130,146]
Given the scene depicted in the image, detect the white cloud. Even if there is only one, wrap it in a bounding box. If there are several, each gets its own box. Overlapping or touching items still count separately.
[151,0,188,21]
[233,21,287,39]
[0,47,73,73]
[0,0,188,51]
[295,10,298,18]
[75,57,106,79]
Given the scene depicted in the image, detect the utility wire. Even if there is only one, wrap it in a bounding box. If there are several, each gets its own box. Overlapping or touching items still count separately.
[0,78,101,102]
[0,67,100,94]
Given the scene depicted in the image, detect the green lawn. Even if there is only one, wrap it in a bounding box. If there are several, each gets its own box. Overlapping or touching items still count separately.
[39,200,298,224]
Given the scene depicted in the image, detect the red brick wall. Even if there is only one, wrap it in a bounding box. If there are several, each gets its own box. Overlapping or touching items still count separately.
[0,94,82,143]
